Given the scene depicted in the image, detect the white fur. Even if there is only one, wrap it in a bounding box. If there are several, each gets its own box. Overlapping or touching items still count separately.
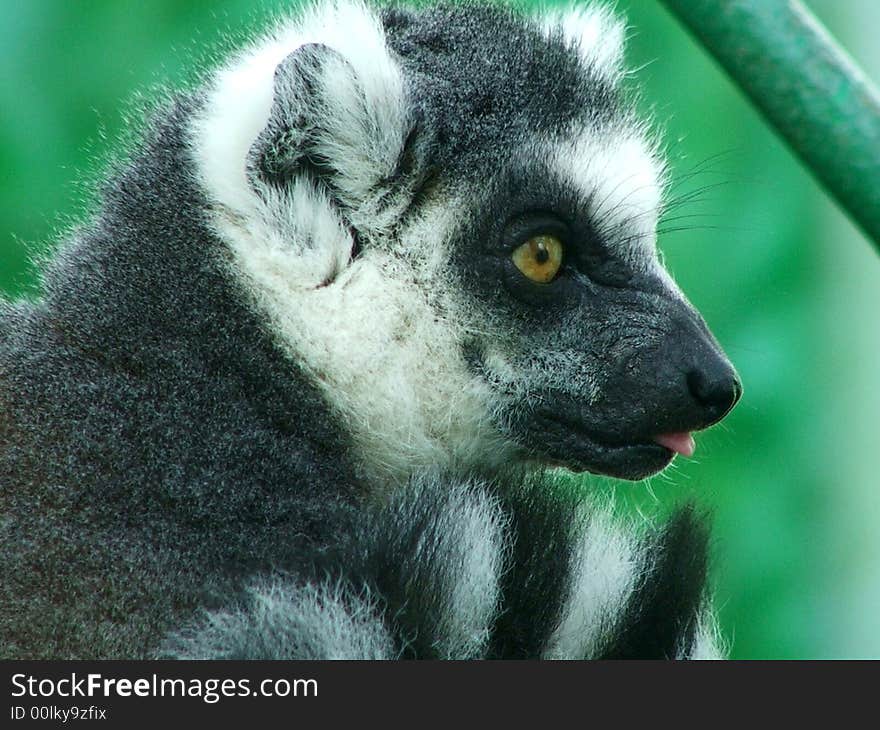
[541,4,626,83]
[167,579,396,659]
[681,611,726,660]
[226,219,511,488]
[547,128,666,271]
[544,503,643,659]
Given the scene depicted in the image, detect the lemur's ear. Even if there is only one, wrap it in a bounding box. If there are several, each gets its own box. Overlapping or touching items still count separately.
[247,40,411,216]
[247,43,344,189]
[539,5,626,84]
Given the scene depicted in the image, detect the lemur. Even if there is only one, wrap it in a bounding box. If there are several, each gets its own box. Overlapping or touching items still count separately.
[0,0,741,659]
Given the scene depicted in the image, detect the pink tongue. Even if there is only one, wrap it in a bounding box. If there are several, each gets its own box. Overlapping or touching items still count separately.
[654,432,696,457]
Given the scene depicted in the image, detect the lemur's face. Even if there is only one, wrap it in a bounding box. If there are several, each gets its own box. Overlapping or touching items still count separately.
[442,161,740,480]
[194,2,740,485]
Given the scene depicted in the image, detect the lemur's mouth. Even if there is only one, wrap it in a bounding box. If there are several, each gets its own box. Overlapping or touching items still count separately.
[514,363,744,479]
[523,410,678,480]
[652,431,696,457]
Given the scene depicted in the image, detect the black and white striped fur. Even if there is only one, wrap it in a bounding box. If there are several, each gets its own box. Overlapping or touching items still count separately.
[165,472,721,659]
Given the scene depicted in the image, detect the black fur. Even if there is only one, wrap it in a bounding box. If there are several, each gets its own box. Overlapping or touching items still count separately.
[382,3,620,178]
[487,476,581,659]
[598,507,711,659]
[0,101,364,658]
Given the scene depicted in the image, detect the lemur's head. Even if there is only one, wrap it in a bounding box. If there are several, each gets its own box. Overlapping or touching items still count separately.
[191,1,740,487]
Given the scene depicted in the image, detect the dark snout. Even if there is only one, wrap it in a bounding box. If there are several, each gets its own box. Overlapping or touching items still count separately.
[654,304,742,434]
[500,285,742,480]
[686,353,741,427]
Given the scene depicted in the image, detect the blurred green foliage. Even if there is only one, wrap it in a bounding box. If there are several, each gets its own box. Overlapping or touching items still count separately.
[1,1,878,658]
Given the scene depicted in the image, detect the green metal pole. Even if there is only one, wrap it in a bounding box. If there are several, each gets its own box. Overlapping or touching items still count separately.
[658,0,880,254]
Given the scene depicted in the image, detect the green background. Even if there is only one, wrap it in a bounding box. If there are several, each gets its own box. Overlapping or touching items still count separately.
[2,1,878,658]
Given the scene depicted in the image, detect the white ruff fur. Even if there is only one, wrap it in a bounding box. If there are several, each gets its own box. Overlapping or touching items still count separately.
[190,2,511,486]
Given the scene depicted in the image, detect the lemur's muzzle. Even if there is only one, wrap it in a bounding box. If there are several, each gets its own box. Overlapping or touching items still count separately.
[499,284,742,479]
[650,305,742,457]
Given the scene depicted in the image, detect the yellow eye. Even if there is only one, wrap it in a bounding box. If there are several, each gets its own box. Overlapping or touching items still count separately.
[511,235,563,283]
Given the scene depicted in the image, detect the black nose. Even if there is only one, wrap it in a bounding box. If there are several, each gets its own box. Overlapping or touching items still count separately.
[687,366,742,425]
